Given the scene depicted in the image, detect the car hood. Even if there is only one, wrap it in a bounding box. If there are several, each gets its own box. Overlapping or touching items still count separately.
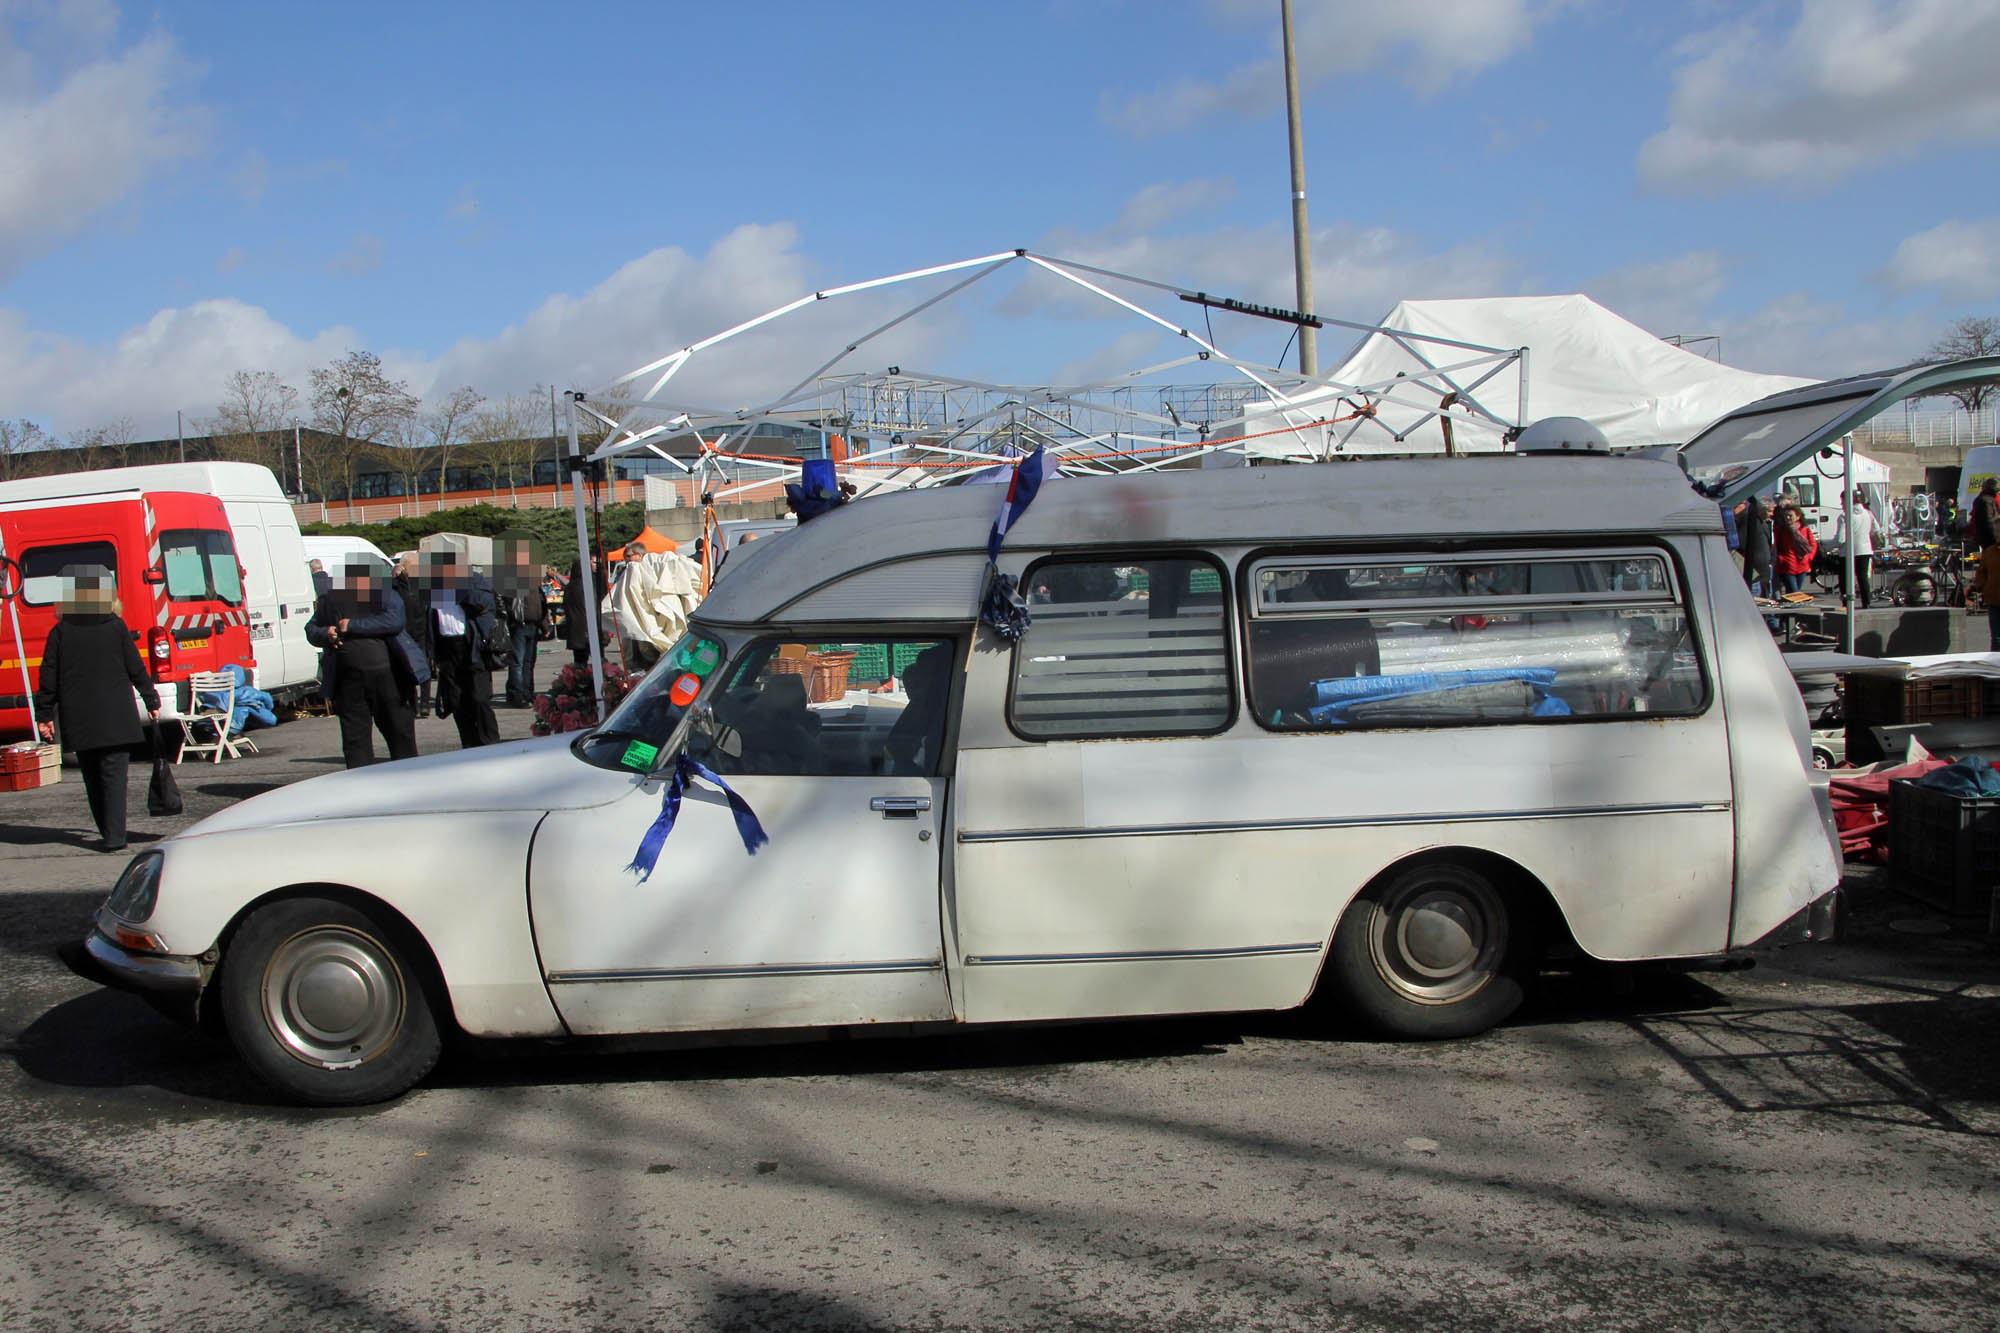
[182,732,634,837]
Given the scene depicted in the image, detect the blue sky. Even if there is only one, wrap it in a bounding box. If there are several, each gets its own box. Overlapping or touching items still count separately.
[5,0,1999,437]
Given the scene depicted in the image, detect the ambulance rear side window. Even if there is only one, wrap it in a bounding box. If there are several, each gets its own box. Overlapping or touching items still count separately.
[20,542,116,606]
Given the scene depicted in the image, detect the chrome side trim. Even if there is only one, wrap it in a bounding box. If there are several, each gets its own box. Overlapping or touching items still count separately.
[546,958,943,985]
[958,801,1731,845]
[963,941,1322,967]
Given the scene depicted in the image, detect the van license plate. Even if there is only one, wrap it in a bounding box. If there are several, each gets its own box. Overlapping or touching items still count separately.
[179,636,209,650]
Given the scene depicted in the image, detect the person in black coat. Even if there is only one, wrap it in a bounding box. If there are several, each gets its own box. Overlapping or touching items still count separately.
[562,557,601,667]
[392,555,435,717]
[306,567,426,768]
[410,551,500,749]
[1738,495,1775,599]
[33,582,161,852]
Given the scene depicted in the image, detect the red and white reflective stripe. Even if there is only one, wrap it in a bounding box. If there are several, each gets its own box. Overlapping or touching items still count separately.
[142,500,169,628]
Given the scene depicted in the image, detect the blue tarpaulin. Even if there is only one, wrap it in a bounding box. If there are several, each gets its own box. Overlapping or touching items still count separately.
[1308,667,1569,725]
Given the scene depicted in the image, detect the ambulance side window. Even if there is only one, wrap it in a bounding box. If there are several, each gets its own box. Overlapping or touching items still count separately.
[1009,555,1233,739]
[20,542,117,606]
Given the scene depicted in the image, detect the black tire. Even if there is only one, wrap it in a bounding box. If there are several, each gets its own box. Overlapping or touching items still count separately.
[1322,862,1530,1039]
[219,896,442,1106]
[1891,573,1937,607]
[1811,747,1835,770]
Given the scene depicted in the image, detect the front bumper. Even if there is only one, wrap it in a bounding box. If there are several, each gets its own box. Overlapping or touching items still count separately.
[61,925,208,1025]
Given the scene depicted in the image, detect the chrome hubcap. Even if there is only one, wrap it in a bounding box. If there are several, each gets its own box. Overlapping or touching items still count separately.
[1369,874,1506,1005]
[262,926,404,1067]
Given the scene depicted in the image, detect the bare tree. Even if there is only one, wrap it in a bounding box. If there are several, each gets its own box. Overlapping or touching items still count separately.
[424,385,484,512]
[206,370,300,480]
[311,351,419,501]
[372,412,437,510]
[68,416,139,470]
[1925,316,2000,419]
[0,419,50,481]
[468,390,546,504]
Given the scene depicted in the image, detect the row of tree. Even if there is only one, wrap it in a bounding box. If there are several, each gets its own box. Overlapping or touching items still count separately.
[206,352,562,502]
[0,351,569,499]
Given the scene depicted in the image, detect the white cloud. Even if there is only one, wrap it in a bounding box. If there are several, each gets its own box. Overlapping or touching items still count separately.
[1880,218,2000,299]
[0,10,206,278]
[1111,179,1232,234]
[0,298,360,436]
[1639,0,2000,192]
[1702,292,1933,380]
[448,184,479,221]
[231,149,269,203]
[327,232,383,277]
[2,223,968,435]
[1584,250,1732,336]
[1108,0,1565,134]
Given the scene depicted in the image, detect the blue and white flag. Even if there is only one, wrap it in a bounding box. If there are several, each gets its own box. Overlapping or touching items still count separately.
[985,446,1048,563]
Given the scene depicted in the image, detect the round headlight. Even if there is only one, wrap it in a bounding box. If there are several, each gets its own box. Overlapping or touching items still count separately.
[104,851,164,923]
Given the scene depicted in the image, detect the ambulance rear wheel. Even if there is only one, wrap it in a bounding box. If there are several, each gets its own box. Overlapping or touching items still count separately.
[1326,862,1527,1039]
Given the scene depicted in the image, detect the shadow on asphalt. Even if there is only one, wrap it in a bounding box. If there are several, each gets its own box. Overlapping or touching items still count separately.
[15,963,1770,1116]
[0,823,102,851]
[1628,992,2000,1136]
[192,783,285,801]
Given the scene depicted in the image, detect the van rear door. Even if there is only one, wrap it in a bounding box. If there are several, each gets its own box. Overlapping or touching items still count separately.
[0,507,123,737]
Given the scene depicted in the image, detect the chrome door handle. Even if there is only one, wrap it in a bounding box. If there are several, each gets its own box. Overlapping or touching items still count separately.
[871,795,931,818]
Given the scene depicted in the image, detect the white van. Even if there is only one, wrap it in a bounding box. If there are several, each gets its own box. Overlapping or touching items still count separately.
[0,462,319,703]
[70,452,1843,1103]
[301,534,392,579]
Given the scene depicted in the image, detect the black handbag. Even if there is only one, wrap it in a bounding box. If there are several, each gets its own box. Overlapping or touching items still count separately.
[146,720,182,817]
[479,608,513,670]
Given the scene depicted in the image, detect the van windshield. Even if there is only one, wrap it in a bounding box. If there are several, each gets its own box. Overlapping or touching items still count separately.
[573,630,725,771]
[160,529,243,605]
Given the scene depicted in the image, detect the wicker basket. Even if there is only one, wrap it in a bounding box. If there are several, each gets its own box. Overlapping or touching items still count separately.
[769,648,857,703]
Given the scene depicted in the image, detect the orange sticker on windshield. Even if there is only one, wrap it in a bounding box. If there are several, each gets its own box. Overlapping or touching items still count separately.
[668,673,701,706]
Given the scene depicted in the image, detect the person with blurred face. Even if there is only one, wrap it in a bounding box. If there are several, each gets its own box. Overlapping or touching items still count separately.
[33,571,159,851]
[413,549,500,748]
[306,560,423,768]
[497,538,549,707]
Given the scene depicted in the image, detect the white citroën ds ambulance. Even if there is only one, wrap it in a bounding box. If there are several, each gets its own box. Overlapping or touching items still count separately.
[72,451,1840,1104]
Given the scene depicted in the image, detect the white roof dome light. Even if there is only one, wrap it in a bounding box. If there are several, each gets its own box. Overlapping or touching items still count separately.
[1515,416,1611,454]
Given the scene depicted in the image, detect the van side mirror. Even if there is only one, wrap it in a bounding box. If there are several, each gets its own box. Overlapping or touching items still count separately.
[143,568,165,585]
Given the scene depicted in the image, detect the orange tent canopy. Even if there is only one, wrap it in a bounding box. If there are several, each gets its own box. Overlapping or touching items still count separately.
[628,526,678,554]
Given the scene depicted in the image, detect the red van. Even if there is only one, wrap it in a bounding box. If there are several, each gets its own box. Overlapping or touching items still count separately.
[0,489,254,740]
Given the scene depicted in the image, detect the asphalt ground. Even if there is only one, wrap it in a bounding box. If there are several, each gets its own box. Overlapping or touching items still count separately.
[1,639,1997,1331]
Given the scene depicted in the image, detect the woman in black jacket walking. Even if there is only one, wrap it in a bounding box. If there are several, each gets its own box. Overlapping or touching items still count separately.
[34,583,161,852]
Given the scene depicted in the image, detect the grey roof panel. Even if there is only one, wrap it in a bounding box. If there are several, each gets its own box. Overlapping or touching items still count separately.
[697,455,1717,626]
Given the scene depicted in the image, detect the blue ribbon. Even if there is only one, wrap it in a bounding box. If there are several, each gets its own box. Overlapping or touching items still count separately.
[625,753,769,882]
[979,564,1033,643]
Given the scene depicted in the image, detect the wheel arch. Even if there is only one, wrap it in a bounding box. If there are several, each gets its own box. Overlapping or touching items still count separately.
[206,882,458,1039]
[1303,844,1570,1007]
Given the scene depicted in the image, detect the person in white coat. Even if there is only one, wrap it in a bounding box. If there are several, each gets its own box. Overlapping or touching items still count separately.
[603,543,702,672]
[1835,491,1877,609]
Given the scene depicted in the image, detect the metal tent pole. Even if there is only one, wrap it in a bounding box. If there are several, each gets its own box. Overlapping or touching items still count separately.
[0,527,35,734]
[1282,0,1316,376]
[1844,436,1857,655]
[566,393,609,722]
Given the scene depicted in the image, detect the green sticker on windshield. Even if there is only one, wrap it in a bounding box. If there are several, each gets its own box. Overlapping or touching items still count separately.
[619,740,660,771]
[686,638,721,674]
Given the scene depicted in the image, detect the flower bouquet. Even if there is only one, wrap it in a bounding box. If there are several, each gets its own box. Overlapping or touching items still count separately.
[532,662,635,736]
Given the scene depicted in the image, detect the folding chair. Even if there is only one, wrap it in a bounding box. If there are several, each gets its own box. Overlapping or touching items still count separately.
[177,671,260,764]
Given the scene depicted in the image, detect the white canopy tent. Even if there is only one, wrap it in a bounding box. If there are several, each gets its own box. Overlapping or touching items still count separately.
[1240,294,1813,457]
